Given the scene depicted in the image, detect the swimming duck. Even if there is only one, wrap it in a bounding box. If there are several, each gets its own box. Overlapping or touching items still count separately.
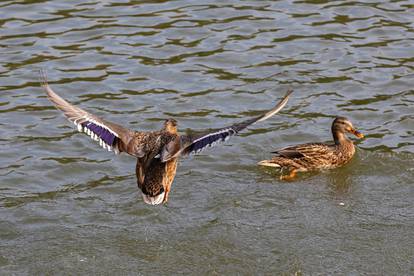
[40,71,292,205]
[258,117,364,180]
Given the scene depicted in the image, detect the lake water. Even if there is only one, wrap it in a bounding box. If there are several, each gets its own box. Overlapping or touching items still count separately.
[0,0,413,274]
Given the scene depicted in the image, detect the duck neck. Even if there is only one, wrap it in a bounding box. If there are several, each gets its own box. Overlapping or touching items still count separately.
[333,130,350,146]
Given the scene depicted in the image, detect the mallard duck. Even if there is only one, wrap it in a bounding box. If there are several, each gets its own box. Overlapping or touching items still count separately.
[258,117,364,180]
[40,71,292,205]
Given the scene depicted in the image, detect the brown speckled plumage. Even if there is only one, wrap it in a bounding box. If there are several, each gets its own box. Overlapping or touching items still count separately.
[258,117,364,180]
[134,120,179,203]
[41,71,292,205]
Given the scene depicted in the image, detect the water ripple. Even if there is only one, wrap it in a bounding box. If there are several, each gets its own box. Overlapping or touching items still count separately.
[0,0,413,274]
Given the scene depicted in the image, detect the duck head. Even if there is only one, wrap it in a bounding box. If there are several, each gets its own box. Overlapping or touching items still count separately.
[164,118,177,133]
[332,117,364,143]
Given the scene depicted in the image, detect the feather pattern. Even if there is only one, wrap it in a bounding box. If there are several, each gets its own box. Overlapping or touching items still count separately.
[40,69,293,204]
[39,70,134,154]
[258,117,364,177]
[81,121,117,151]
[185,128,236,154]
[270,142,342,171]
[161,89,292,161]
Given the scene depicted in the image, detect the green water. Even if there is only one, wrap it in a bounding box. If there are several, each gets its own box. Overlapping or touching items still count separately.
[0,0,413,274]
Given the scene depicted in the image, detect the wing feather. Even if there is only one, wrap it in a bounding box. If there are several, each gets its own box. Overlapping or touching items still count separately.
[161,89,292,161]
[273,143,334,159]
[40,70,134,154]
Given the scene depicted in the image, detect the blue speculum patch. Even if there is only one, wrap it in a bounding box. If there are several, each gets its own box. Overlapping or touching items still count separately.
[82,121,116,146]
[190,131,231,153]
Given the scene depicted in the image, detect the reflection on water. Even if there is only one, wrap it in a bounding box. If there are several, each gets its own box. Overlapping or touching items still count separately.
[0,0,413,274]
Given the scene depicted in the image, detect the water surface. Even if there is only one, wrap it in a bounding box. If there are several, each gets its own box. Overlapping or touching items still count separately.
[0,0,413,274]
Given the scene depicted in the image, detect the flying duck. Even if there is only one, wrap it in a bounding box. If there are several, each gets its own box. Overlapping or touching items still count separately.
[40,71,292,204]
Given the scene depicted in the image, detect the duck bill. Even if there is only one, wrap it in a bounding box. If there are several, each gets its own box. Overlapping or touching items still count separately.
[350,128,364,138]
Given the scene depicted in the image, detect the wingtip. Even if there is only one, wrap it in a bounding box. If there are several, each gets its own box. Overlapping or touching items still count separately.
[38,68,48,88]
[275,87,293,110]
[39,69,55,99]
[279,88,293,103]
[256,88,293,123]
[39,69,60,100]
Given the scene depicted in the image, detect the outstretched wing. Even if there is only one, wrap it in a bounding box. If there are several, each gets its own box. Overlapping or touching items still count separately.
[40,70,135,154]
[161,89,292,161]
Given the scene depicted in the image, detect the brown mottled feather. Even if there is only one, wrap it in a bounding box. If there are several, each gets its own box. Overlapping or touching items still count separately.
[270,142,355,171]
[133,130,178,188]
[163,158,178,203]
[41,71,291,204]
[136,157,178,199]
[161,89,293,161]
[259,117,363,177]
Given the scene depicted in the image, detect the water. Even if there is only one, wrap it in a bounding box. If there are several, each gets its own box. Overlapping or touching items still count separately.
[1,0,413,274]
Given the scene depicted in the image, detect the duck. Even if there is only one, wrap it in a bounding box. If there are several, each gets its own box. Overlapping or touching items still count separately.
[40,71,292,205]
[258,117,364,180]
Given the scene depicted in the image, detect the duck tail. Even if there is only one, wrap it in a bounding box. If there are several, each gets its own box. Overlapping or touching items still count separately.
[257,160,281,168]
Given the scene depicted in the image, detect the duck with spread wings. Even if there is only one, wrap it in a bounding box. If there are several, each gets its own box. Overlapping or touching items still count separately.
[40,72,292,205]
